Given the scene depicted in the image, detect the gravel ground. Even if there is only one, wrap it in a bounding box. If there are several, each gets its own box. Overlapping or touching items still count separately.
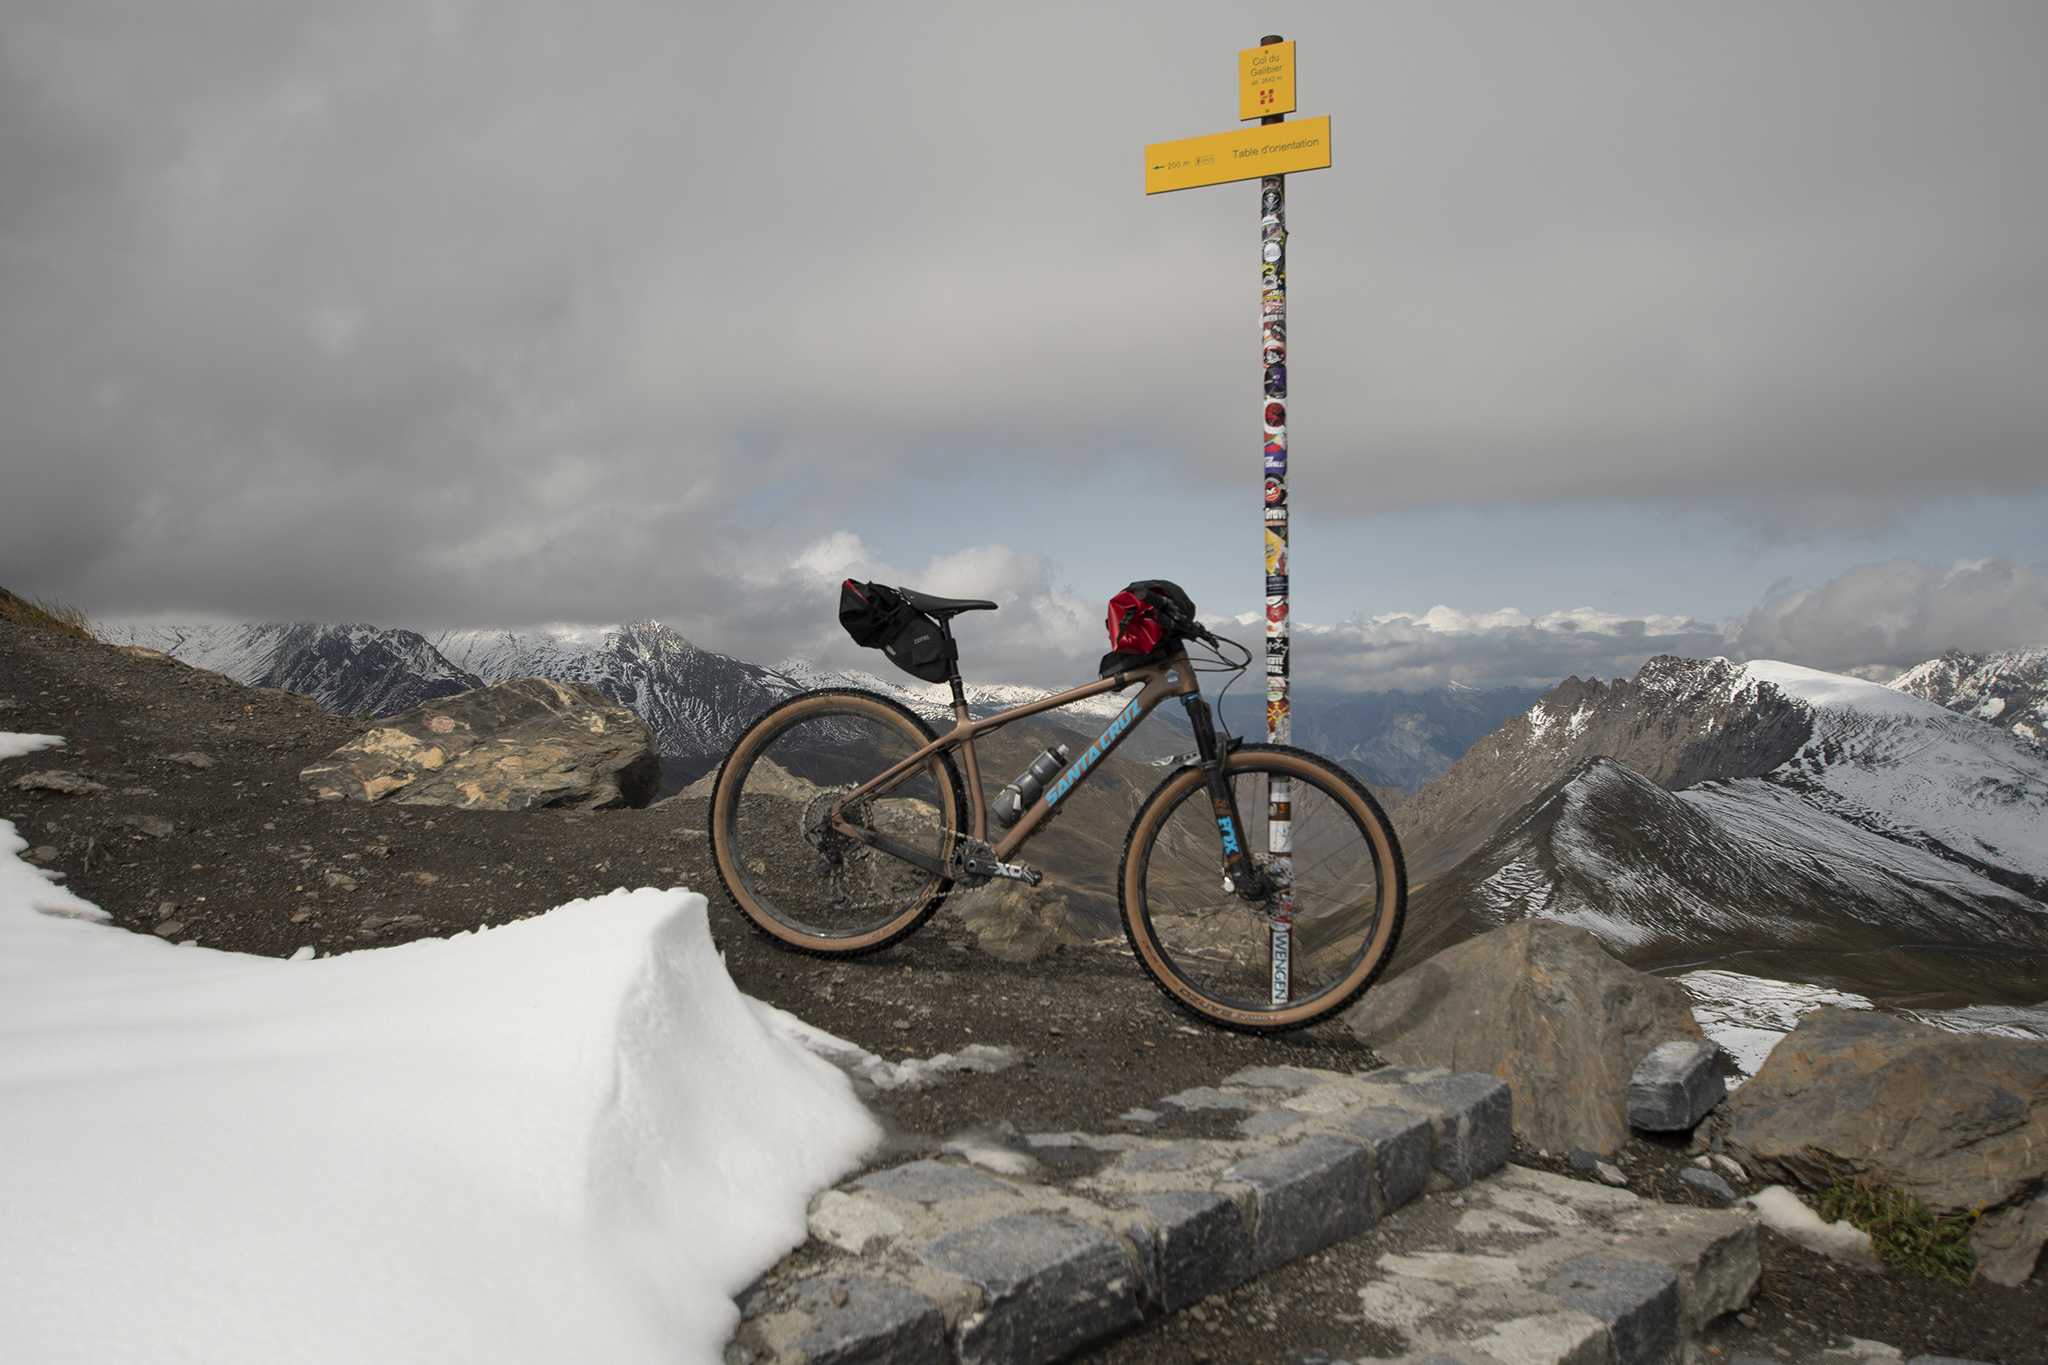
[4,619,2041,1363]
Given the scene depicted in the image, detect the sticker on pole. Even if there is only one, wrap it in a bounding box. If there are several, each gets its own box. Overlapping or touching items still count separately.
[1240,41,1297,121]
[1145,117,1331,194]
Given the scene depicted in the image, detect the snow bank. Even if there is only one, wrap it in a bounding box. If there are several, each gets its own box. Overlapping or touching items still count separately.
[0,817,880,1365]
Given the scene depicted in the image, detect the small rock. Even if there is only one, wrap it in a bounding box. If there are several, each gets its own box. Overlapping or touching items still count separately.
[29,845,59,861]
[323,871,358,891]
[165,752,217,769]
[1569,1147,1604,1170]
[107,813,176,838]
[290,909,313,924]
[1711,1154,1748,1183]
[412,871,439,885]
[156,902,180,918]
[1594,1160,1629,1187]
[363,844,391,858]
[360,916,388,930]
[153,921,185,938]
[1680,1167,1739,1203]
[15,770,107,795]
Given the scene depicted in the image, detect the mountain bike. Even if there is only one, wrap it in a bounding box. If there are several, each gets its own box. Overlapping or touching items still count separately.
[706,587,1406,1032]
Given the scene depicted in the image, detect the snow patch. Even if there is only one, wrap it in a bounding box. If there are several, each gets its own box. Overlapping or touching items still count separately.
[1677,970,1873,1080]
[750,999,1023,1094]
[1740,1186,1880,1268]
[0,732,67,761]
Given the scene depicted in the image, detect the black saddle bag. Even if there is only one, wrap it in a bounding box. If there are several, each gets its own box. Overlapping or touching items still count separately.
[839,580,954,683]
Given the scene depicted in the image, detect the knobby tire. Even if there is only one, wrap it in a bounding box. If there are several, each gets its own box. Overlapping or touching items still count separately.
[709,688,966,956]
[1119,743,1406,1033]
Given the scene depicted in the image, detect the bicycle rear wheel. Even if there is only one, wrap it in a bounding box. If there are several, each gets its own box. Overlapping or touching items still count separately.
[1119,743,1405,1032]
[709,689,966,955]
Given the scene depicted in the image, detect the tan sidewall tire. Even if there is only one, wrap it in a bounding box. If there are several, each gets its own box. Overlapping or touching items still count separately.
[708,689,964,956]
[1119,744,1406,1031]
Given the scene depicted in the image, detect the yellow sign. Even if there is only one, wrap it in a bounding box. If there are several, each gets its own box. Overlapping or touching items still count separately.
[1240,41,1296,121]
[1144,116,1331,194]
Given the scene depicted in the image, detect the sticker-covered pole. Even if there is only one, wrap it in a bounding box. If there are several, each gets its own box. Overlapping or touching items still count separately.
[1256,33,1294,1005]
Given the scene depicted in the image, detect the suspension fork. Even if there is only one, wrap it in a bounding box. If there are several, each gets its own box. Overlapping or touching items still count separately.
[1183,695,1272,902]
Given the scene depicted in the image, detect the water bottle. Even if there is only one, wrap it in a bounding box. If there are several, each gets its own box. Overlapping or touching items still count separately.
[991,745,1071,828]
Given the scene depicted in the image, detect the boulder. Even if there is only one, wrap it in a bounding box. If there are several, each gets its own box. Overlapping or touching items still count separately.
[1342,918,1705,1154]
[944,880,1086,963]
[1721,1006,2048,1216]
[1970,1188,2048,1288]
[299,677,660,812]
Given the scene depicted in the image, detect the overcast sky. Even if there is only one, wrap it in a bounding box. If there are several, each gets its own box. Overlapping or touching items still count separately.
[5,2,2045,688]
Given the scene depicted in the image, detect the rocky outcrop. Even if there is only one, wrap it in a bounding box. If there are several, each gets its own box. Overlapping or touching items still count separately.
[942,881,1087,963]
[1721,1005,2048,1220]
[1342,918,1707,1155]
[299,678,660,811]
[1890,647,2048,754]
[1394,656,1811,882]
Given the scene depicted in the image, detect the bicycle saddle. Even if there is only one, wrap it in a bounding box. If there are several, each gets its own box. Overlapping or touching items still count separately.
[897,587,998,617]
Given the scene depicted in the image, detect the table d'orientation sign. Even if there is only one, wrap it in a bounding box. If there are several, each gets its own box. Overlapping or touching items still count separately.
[1143,35,1333,1004]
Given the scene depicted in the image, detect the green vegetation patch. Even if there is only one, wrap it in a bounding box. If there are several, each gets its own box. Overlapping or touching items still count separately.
[1819,1176,1979,1284]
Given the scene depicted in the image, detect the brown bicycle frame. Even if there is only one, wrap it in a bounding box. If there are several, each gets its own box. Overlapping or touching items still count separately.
[827,652,1201,867]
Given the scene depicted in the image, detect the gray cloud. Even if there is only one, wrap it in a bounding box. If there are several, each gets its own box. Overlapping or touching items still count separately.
[1726,557,2048,672]
[3,2,2045,658]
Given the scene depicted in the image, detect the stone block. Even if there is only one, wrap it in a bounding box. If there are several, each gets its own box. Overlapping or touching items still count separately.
[1544,1254,1679,1365]
[1402,1073,1514,1187]
[1341,1105,1435,1213]
[916,1214,1142,1365]
[855,1159,1010,1204]
[1613,1206,1760,1337]
[1137,1189,1252,1312]
[790,1275,945,1365]
[1223,1133,1376,1272]
[1627,1041,1725,1132]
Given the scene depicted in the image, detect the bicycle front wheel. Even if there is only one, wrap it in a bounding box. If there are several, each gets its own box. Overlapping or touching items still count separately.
[709,689,965,955]
[1120,744,1405,1032]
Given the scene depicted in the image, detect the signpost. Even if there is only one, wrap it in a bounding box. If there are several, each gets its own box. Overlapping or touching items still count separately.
[1144,35,1332,1006]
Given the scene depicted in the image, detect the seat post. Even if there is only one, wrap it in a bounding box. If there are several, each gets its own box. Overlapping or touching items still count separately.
[938,617,968,714]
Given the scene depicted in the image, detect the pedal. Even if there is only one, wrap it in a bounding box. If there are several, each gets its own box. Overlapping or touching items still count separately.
[960,854,1043,886]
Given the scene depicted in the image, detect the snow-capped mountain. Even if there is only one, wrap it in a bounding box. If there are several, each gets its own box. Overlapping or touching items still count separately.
[111,623,483,717]
[1889,647,2048,753]
[1393,654,2048,1009]
[1394,656,1814,881]
[434,622,798,787]
[1400,754,2048,1007]
[111,617,1161,794]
